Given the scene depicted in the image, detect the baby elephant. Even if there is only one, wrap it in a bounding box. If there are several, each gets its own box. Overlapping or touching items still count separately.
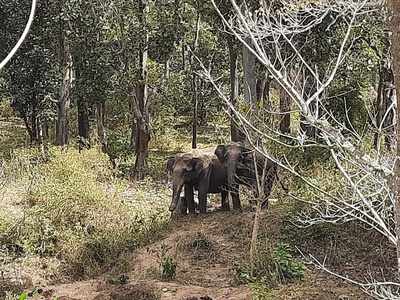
[166,151,229,214]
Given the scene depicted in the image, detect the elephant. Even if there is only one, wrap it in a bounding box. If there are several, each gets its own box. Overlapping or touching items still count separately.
[214,143,277,210]
[166,151,230,214]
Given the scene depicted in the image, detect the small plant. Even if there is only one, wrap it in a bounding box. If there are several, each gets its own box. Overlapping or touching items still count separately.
[273,243,305,282]
[234,242,305,286]
[158,243,176,281]
[191,232,212,251]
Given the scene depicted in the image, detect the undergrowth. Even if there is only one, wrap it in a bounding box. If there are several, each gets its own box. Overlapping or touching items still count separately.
[235,241,305,288]
[0,147,170,279]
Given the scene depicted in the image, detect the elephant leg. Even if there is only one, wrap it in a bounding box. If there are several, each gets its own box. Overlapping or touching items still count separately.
[221,190,230,211]
[185,183,195,214]
[198,188,208,214]
[231,183,241,210]
[178,196,188,215]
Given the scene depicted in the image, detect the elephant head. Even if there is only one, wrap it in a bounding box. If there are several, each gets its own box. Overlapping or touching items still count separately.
[215,143,277,207]
[215,143,251,189]
[166,153,205,212]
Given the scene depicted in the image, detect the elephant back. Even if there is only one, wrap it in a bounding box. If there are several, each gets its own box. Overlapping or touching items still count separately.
[175,147,218,169]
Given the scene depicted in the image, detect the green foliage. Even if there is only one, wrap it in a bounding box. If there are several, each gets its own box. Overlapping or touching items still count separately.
[235,242,305,287]
[273,243,305,281]
[158,243,177,281]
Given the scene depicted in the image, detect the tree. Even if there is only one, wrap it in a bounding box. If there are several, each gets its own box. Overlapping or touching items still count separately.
[1,0,60,147]
[131,0,151,180]
[389,0,400,274]
[66,0,112,151]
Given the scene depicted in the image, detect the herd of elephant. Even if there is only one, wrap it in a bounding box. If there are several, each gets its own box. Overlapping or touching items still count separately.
[166,143,278,215]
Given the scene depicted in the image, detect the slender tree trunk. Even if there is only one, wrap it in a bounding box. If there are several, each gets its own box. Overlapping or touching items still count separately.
[56,37,72,148]
[31,112,39,144]
[42,120,49,141]
[191,11,201,149]
[132,0,150,180]
[192,76,198,149]
[243,37,257,109]
[96,102,107,153]
[279,87,291,134]
[37,118,49,160]
[77,98,90,151]
[21,114,34,144]
[228,36,242,142]
[374,72,384,150]
[130,118,136,150]
[164,59,170,79]
[389,0,400,273]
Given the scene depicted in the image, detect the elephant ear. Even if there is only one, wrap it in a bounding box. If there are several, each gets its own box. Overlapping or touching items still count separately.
[240,146,253,162]
[214,145,227,162]
[166,156,176,175]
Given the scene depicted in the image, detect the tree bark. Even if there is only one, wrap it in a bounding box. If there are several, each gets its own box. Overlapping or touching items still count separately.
[191,11,201,149]
[132,0,151,180]
[56,36,72,148]
[77,98,90,151]
[228,36,243,142]
[279,87,291,134]
[374,70,384,150]
[389,0,400,273]
[243,37,257,109]
[96,102,107,153]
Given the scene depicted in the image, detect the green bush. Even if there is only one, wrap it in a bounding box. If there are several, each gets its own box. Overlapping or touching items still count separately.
[235,242,305,287]
[273,243,305,281]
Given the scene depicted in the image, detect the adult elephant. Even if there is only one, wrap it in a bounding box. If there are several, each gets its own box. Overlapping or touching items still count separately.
[166,151,229,214]
[214,143,277,210]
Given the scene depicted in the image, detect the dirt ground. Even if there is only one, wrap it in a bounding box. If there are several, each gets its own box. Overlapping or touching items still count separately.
[14,202,384,300]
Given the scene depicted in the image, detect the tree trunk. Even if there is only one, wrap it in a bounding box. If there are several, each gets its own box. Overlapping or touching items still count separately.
[132,0,150,180]
[191,12,201,149]
[389,0,400,273]
[374,71,384,150]
[56,36,72,148]
[192,75,198,149]
[279,87,291,134]
[96,102,107,153]
[228,36,243,142]
[31,112,39,144]
[164,59,170,80]
[243,37,257,109]
[130,118,136,150]
[77,98,90,151]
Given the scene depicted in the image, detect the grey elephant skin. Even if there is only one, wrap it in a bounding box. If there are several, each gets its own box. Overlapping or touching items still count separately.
[166,150,229,214]
[214,143,277,209]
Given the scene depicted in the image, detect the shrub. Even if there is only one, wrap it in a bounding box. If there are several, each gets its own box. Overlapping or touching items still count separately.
[273,243,305,281]
[234,242,305,287]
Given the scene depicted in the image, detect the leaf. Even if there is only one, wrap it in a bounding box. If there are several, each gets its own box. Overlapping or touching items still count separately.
[18,292,28,300]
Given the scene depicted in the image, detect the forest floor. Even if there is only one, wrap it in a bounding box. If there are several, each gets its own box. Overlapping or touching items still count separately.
[24,200,380,300]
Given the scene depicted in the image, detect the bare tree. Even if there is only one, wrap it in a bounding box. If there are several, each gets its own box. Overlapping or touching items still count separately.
[199,0,400,297]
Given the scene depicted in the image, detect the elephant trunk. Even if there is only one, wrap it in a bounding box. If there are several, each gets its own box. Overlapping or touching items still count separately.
[169,182,183,212]
[226,160,238,192]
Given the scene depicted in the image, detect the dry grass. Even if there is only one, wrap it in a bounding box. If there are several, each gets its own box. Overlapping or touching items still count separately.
[1,147,171,283]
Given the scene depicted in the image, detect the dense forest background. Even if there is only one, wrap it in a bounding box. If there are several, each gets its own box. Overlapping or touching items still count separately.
[1,0,400,299]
